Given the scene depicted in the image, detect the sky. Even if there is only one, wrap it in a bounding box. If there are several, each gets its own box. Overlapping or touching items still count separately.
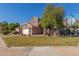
[0,3,79,25]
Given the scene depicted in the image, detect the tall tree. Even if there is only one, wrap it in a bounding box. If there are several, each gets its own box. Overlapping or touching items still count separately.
[8,23,20,30]
[0,21,20,35]
[1,21,8,30]
[41,4,64,36]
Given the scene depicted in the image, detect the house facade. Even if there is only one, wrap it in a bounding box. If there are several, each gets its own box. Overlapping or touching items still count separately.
[22,16,43,36]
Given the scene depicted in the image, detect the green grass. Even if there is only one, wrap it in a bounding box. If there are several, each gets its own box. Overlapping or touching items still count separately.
[3,36,79,47]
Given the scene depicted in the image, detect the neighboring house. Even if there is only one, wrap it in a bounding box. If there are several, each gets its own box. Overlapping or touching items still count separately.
[63,18,79,36]
[15,27,20,32]
[22,16,43,36]
[63,19,68,27]
[73,20,79,35]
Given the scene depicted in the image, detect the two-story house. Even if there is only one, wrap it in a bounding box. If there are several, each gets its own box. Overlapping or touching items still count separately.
[22,16,43,36]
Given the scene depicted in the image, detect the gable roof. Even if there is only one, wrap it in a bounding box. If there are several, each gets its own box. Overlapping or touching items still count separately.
[22,22,32,29]
[22,16,41,29]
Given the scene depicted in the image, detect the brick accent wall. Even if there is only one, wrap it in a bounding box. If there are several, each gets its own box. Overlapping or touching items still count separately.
[32,27,43,35]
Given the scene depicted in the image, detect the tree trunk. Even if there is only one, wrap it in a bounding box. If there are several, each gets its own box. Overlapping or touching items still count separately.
[53,28,57,36]
[48,28,52,36]
[43,27,46,36]
[56,28,59,36]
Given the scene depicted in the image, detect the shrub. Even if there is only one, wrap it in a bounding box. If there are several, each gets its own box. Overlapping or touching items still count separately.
[12,31,19,34]
[2,30,11,35]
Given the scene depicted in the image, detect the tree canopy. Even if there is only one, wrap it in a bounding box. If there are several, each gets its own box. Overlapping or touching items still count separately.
[0,21,20,34]
[73,21,79,27]
[41,4,64,29]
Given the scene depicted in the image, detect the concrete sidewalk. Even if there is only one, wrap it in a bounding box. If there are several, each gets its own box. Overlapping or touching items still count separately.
[0,46,79,56]
[28,46,79,56]
[28,46,63,56]
[0,47,33,56]
[0,37,7,48]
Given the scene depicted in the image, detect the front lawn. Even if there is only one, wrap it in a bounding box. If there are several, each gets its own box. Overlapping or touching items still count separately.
[3,36,78,47]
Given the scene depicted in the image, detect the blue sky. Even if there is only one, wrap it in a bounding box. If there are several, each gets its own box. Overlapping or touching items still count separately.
[0,3,79,25]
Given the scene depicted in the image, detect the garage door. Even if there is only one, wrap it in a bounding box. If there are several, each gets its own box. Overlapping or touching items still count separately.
[23,29,29,35]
